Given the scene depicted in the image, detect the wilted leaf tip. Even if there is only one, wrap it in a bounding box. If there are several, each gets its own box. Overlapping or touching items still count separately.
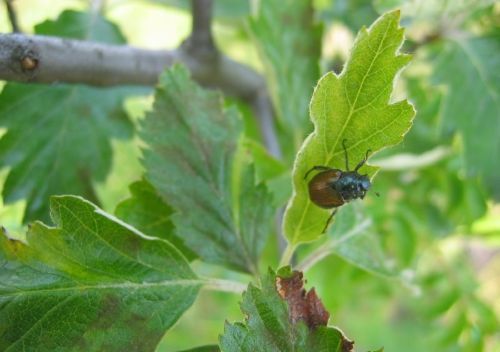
[275,268,330,329]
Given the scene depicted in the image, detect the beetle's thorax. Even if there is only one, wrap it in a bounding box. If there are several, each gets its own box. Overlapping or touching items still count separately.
[333,171,371,202]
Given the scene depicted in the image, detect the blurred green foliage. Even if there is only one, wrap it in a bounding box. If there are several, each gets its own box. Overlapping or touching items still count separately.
[0,0,499,351]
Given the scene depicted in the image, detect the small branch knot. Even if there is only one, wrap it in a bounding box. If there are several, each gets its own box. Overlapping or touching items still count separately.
[21,55,38,71]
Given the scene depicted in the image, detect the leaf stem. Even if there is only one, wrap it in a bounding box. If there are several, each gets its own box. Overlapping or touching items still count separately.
[202,278,247,294]
[296,218,372,272]
[279,243,297,268]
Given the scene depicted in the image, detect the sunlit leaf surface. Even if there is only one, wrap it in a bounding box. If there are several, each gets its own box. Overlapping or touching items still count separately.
[0,196,199,352]
[283,10,415,244]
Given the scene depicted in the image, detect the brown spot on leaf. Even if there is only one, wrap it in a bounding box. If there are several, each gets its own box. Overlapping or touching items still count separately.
[93,294,121,329]
[275,270,329,329]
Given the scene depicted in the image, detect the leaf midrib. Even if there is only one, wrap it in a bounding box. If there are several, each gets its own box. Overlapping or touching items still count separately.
[157,79,257,273]
[327,18,393,163]
[0,279,202,298]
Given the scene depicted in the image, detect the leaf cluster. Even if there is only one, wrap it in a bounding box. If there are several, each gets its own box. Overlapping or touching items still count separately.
[0,1,499,351]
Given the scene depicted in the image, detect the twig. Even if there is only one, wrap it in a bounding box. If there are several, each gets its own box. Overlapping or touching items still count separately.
[296,218,372,272]
[189,0,214,49]
[4,0,21,33]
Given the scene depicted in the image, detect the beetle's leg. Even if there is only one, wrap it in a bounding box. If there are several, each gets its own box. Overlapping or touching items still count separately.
[321,208,338,234]
[304,165,332,180]
[342,139,350,171]
[354,149,372,172]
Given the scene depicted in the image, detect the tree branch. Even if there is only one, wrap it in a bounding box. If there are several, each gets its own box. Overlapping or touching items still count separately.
[4,0,21,33]
[0,34,262,95]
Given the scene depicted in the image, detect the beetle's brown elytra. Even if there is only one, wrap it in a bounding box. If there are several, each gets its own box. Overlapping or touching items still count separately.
[304,140,374,233]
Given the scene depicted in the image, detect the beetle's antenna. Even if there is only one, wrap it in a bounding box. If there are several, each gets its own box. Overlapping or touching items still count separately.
[342,139,349,170]
[355,149,372,172]
[304,165,332,180]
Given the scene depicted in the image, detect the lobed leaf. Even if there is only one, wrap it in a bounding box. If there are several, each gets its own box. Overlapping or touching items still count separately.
[141,65,273,274]
[220,268,352,352]
[283,10,415,244]
[249,0,322,140]
[0,196,199,352]
[0,10,133,223]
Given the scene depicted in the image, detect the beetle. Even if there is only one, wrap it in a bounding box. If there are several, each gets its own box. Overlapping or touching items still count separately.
[304,139,375,233]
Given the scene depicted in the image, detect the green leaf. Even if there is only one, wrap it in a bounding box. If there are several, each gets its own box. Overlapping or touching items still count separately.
[429,35,500,198]
[0,10,133,223]
[283,10,415,244]
[141,65,273,274]
[374,0,496,22]
[241,138,290,207]
[35,10,126,42]
[425,288,460,318]
[249,0,322,139]
[0,196,200,352]
[115,179,196,260]
[330,203,398,276]
[402,77,444,152]
[242,138,287,182]
[317,0,378,32]
[220,268,351,352]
